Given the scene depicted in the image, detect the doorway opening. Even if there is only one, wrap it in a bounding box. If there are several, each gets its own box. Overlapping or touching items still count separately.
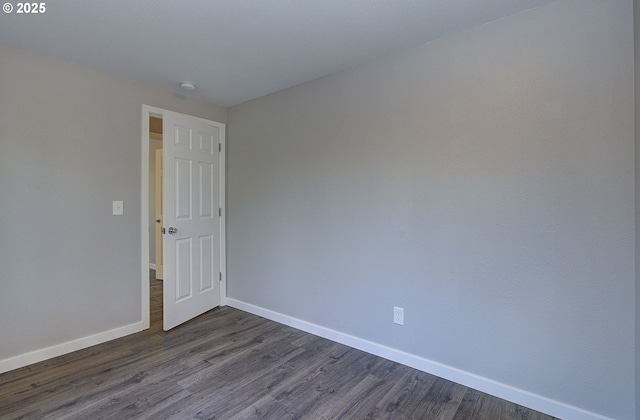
[140,105,227,331]
[148,268,163,332]
[149,115,163,280]
[149,115,163,330]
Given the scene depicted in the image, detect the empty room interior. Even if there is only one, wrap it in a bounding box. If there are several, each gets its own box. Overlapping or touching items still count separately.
[1,0,639,419]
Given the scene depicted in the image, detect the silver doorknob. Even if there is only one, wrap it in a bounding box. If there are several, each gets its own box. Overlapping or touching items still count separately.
[168,227,178,234]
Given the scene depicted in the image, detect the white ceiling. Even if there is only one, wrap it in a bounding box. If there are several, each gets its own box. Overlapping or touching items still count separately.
[0,0,552,107]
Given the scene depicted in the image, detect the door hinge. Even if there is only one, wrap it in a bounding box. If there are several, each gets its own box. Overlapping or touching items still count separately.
[219,207,222,217]
[218,143,221,152]
[219,272,222,282]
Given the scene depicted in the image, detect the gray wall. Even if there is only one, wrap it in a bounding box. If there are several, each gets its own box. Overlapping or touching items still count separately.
[0,42,225,360]
[227,1,635,418]
[635,1,640,419]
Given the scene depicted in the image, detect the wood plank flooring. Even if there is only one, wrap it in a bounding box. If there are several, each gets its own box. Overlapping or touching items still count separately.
[0,272,558,419]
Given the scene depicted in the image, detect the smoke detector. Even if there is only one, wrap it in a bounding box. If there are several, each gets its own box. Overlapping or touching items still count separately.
[180,81,196,91]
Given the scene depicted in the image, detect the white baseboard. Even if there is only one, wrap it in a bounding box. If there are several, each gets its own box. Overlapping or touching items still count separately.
[149,263,156,270]
[226,298,610,420]
[0,321,145,375]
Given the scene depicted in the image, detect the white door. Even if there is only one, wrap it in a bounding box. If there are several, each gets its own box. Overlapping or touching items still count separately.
[163,111,221,330]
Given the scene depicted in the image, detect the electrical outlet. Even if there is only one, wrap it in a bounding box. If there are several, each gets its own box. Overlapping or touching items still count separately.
[393,306,404,325]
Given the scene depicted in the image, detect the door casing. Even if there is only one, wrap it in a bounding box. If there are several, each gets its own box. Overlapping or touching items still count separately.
[141,105,226,329]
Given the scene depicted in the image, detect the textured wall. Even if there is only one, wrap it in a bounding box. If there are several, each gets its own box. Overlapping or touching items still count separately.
[227,1,635,418]
[0,42,226,361]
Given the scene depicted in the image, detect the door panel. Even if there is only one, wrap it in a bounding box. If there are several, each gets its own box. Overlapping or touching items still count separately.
[199,162,214,217]
[175,238,192,301]
[175,158,192,220]
[163,111,221,330]
[200,235,214,291]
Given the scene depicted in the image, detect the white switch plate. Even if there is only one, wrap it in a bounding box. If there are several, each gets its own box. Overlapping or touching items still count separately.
[112,200,124,216]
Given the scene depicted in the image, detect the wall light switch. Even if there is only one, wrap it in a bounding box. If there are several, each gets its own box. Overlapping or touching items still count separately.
[112,200,124,216]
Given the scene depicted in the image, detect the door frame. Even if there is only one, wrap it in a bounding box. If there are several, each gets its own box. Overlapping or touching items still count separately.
[154,149,163,279]
[140,104,227,329]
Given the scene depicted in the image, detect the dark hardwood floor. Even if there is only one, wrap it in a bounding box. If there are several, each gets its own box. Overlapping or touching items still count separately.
[0,271,558,419]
